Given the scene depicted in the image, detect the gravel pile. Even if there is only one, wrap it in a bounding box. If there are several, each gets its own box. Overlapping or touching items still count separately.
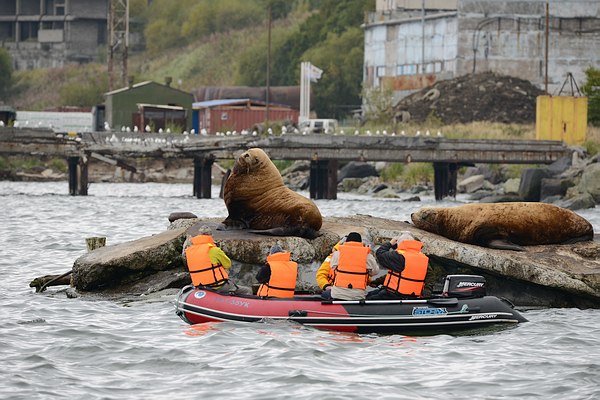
[394,72,546,124]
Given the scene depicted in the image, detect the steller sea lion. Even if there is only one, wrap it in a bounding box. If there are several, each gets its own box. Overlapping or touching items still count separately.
[411,202,594,251]
[218,148,322,239]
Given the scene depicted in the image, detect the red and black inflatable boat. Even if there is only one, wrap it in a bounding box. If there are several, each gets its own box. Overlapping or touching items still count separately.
[175,275,528,335]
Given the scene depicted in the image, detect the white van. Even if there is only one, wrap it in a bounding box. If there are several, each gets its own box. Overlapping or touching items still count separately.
[299,118,338,134]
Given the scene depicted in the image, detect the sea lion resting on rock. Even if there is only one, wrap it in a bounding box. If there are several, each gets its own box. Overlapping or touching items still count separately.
[219,148,323,239]
[411,202,594,251]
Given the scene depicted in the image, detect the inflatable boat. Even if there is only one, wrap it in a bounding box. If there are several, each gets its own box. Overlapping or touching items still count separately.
[174,275,528,335]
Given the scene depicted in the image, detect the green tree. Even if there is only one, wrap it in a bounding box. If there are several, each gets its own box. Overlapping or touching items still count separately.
[0,48,13,99]
[302,27,365,118]
[582,67,600,126]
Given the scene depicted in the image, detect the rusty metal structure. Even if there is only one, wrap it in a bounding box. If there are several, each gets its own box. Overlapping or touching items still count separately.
[107,0,129,91]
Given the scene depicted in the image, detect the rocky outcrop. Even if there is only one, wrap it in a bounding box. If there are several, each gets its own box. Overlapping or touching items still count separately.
[69,215,600,309]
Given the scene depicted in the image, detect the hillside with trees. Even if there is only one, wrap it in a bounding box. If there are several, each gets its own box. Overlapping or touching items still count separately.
[4,0,375,120]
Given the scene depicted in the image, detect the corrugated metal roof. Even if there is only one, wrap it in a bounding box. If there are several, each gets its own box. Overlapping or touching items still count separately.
[192,98,255,108]
[104,81,154,96]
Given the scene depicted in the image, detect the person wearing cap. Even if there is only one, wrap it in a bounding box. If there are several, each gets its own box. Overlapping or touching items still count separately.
[368,231,429,300]
[256,245,298,298]
[327,232,379,301]
[182,225,252,296]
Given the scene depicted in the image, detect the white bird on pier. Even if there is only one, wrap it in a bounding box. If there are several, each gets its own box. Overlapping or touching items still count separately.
[366,130,372,136]
[166,128,171,133]
[382,130,387,135]
[293,128,299,134]
[0,121,4,127]
[400,130,405,136]
[226,130,231,136]
[126,126,131,132]
[183,130,189,135]
[281,126,287,135]
[437,130,443,137]
[354,130,359,135]
[109,133,119,143]
[191,128,197,135]
[121,126,126,132]
[425,130,430,136]
[375,130,380,135]
[415,130,421,136]
[13,121,19,128]
[267,128,273,135]
[158,128,164,133]
[252,130,258,136]
[145,125,151,133]
[133,126,138,132]
[340,130,344,135]
[200,128,207,136]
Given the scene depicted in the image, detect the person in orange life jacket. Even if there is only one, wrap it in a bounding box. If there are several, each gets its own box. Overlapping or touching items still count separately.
[315,236,346,297]
[325,231,380,301]
[255,244,298,298]
[367,231,429,300]
[182,225,252,296]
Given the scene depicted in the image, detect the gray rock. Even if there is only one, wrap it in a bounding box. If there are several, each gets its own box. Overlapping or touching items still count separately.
[457,174,485,193]
[519,168,551,201]
[555,193,596,211]
[338,161,378,182]
[72,227,187,291]
[67,215,600,309]
[578,163,600,203]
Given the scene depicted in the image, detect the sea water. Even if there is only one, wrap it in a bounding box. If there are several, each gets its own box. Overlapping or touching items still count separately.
[1,181,599,400]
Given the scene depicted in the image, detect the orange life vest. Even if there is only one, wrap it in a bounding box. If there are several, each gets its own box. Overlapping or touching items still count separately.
[257,252,298,298]
[383,240,429,296]
[185,235,228,287]
[333,242,371,290]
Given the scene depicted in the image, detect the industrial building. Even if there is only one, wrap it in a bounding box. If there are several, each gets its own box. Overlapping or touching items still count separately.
[0,0,108,69]
[104,80,194,132]
[364,0,600,102]
[192,99,299,134]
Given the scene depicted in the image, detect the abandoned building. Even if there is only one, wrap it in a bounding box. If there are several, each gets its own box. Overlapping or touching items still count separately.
[364,0,600,102]
[0,0,108,70]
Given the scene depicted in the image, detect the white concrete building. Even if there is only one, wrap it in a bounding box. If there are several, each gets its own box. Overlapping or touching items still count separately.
[364,0,600,102]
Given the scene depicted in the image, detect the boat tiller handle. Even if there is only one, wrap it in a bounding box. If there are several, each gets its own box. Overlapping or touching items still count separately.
[289,310,307,317]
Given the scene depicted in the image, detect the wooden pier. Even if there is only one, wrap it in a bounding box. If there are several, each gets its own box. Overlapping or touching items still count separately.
[0,128,573,200]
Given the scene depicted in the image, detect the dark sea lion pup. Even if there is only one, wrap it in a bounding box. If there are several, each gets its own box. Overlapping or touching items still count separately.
[218,148,323,239]
[411,202,594,251]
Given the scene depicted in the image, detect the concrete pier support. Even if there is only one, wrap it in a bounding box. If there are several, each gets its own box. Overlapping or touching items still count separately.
[433,162,458,200]
[193,155,215,198]
[310,159,338,200]
[67,156,88,196]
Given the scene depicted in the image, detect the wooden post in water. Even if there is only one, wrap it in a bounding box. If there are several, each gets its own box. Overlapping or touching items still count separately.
[68,156,79,195]
[67,155,89,196]
[193,155,215,199]
[310,159,337,200]
[433,162,458,200]
[86,236,106,252]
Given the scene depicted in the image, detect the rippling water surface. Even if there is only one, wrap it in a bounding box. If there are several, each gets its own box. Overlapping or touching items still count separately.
[1,182,599,400]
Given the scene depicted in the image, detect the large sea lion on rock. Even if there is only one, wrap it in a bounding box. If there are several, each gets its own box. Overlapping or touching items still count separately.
[219,148,322,239]
[411,202,594,251]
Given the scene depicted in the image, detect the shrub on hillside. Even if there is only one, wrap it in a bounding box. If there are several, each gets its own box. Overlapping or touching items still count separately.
[582,67,600,126]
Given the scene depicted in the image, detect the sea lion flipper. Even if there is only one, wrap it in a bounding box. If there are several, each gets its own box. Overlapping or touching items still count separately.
[217,219,249,231]
[487,239,526,251]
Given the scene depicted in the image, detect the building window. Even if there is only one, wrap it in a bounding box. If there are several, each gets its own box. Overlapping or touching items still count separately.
[376,66,386,77]
[0,22,15,41]
[98,21,106,45]
[19,22,39,41]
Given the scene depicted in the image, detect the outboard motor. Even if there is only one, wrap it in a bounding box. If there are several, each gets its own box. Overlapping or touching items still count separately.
[442,275,486,299]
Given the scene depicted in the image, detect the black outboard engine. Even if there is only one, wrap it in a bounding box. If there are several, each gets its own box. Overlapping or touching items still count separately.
[442,275,486,299]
